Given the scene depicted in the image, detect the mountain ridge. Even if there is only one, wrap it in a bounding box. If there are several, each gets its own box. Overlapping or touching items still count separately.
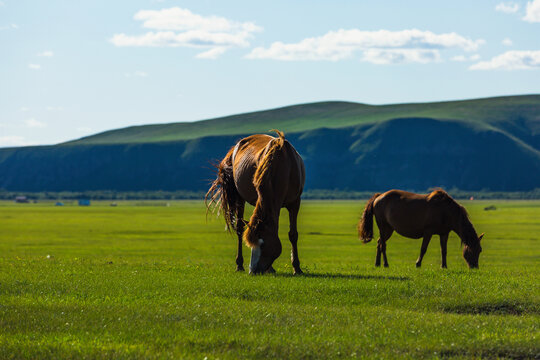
[2,95,540,192]
[65,94,540,145]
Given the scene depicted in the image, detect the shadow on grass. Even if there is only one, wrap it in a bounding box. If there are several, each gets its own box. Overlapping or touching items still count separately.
[433,347,539,359]
[441,300,539,315]
[275,272,409,281]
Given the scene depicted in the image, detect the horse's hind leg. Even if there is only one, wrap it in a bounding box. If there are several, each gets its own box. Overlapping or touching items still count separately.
[376,224,393,268]
[381,238,390,268]
[287,198,303,275]
[416,233,432,268]
[440,233,449,269]
[235,202,246,271]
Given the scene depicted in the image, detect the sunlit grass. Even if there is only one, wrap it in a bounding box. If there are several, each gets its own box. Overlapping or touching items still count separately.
[0,200,538,359]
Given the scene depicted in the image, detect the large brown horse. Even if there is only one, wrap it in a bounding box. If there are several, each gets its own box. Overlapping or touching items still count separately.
[206,130,305,274]
[358,189,483,268]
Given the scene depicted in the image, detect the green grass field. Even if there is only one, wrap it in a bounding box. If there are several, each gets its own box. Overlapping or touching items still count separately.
[0,200,538,359]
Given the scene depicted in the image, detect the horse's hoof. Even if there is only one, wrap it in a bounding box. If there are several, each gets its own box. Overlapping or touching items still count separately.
[384,264,389,268]
[293,268,304,275]
[375,263,381,267]
[236,266,245,272]
[441,265,447,269]
[265,267,276,274]
[415,262,421,268]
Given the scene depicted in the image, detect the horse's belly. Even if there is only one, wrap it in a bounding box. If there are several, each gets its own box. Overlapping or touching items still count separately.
[235,173,258,206]
[236,180,257,206]
[394,229,423,239]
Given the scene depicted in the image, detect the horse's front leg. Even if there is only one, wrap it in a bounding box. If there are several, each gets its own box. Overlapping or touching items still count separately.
[235,202,246,271]
[416,233,432,268]
[287,198,303,275]
[440,233,449,269]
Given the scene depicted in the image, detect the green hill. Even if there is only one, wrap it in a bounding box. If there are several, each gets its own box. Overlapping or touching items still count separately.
[66,95,540,146]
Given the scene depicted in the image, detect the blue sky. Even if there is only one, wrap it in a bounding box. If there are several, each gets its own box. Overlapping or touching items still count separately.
[1,0,539,147]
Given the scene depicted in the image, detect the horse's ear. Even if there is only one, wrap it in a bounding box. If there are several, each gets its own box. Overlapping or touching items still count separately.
[478,233,484,241]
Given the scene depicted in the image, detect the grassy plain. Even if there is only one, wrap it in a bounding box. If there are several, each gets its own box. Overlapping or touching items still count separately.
[0,200,538,359]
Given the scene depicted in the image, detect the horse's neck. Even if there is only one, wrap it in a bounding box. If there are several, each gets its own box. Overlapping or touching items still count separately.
[455,216,477,246]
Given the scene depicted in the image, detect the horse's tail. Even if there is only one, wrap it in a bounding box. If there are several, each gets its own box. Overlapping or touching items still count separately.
[205,147,241,232]
[243,130,285,248]
[358,193,381,243]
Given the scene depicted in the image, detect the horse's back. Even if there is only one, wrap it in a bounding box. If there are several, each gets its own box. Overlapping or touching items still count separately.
[233,134,274,163]
[374,190,451,238]
[230,135,271,204]
[374,190,427,212]
[232,134,304,206]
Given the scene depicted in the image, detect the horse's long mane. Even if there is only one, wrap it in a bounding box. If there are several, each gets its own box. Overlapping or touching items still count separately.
[205,146,241,232]
[427,189,478,247]
[457,204,479,247]
[253,130,285,188]
[243,130,286,248]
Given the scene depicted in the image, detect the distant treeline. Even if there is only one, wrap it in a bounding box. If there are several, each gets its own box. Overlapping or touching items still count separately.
[302,189,540,200]
[4,188,540,201]
[0,190,205,201]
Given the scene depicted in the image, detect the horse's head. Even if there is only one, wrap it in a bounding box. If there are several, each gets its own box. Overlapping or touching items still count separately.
[244,222,282,274]
[462,233,483,268]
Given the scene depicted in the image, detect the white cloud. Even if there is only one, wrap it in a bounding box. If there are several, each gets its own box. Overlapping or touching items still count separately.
[502,38,513,46]
[362,49,441,64]
[37,50,54,57]
[0,136,31,147]
[112,31,250,48]
[195,47,227,59]
[450,55,467,62]
[524,0,540,22]
[0,23,18,30]
[124,71,149,78]
[134,7,261,33]
[470,50,540,70]
[246,29,483,63]
[111,7,261,58]
[24,118,46,128]
[0,1,4,7]
[20,107,30,112]
[46,106,63,111]
[495,2,520,13]
[28,63,41,70]
[451,55,467,62]
[451,54,481,62]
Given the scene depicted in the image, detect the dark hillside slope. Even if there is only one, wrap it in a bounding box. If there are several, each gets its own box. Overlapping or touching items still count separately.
[2,117,539,192]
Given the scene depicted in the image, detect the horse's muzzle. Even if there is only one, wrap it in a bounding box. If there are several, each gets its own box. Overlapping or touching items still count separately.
[249,239,264,274]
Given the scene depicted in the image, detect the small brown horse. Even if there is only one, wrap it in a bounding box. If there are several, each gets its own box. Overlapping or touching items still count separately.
[206,130,305,274]
[358,189,483,268]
